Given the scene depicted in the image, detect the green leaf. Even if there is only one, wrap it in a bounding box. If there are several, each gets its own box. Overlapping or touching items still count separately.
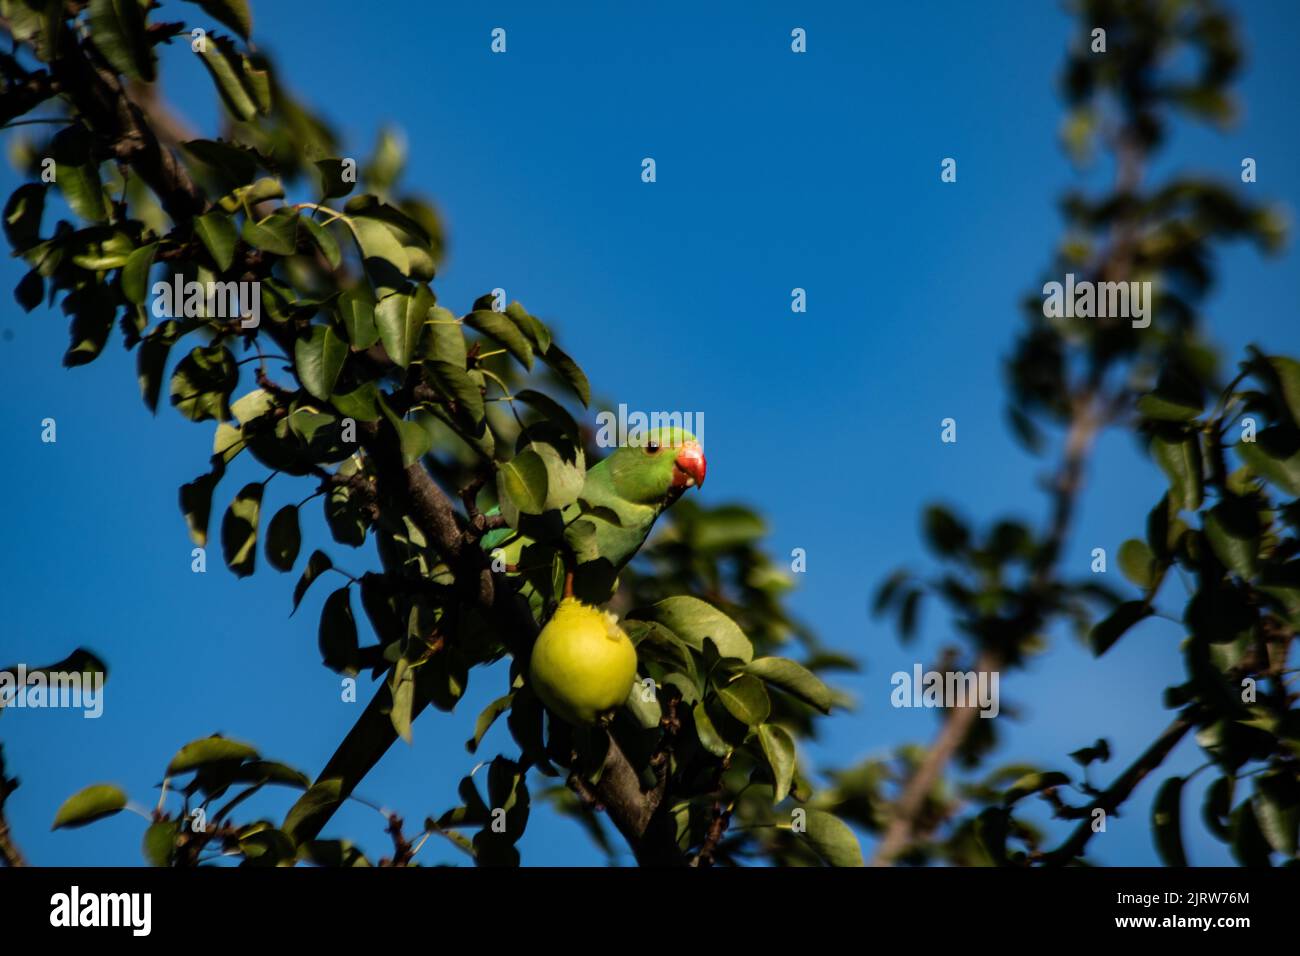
[1152,776,1187,866]
[138,319,181,413]
[467,692,516,754]
[1151,430,1203,512]
[319,586,359,673]
[179,461,224,547]
[1137,367,1203,422]
[796,809,864,867]
[183,0,252,39]
[1254,771,1299,857]
[629,596,753,663]
[121,242,157,304]
[351,215,409,293]
[236,55,268,116]
[68,226,134,270]
[377,392,432,467]
[1229,801,1274,867]
[295,323,348,400]
[390,658,415,743]
[266,505,301,572]
[50,126,108,223]
[301,216,341,270]
[744,657,834,714]
[221,481,263,577]
[485,756,530,845]
[283,779,344,845]
[241,211,297,256]
[1003,770,1071,805]
[14,268,42,312]
[1237,427,1300,496]
[1,0,62,61]
[292,550,332,614]
[1203,776,1233,841]
[1118,538,1157,589]
[313,159,355,200]
[425,328,484,428]
[625,619,695,676]
[692,700,731,757]
[504,686,548,768]
[52,783,128,830]
[3,183,47,251]
[142,819,179,866]
[322,491,364,549]
[169,344,237,422]
[465,309,534,369]
[539,342,590,407]
[513,389,580,440]
[331,381,381,422]
[757,723,796,803]
[297,839,369,867]
[420,304,464,363]
[218,176,283,213]
[213,421,243,464]
[198,37,258,121]
[87,0,155,82]
[1204,496,1260,579]
[497,428,585,522]
[374,286,432,368]
[167,735,258,774]
[1146,493,1184,560]
[337,286,378,349]
[717,674,770,726]
[504,301,551,354]
[364,127,406,193]
[61,284,115,367]
[184,139,263,187]
[195,211,238,272]
[1268,356,1300,428]
[287,405,334,446]
[230,387,274,425]
[1089,600,1151,657]
[496,448,549,520]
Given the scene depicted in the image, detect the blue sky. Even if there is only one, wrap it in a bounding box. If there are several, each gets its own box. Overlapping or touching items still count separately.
[2,0,1297,867]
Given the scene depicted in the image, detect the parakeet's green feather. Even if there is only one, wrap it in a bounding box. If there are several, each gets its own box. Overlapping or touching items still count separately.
[487,426,702,604]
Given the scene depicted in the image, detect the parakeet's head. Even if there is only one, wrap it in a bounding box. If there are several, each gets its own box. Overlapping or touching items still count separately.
[605,427,706,505]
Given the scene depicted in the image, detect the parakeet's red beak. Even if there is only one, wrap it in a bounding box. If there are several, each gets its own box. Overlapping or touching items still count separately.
[672,440,706,490]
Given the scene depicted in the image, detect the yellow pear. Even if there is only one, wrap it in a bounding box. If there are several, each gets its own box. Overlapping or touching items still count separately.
[528,598,637,725]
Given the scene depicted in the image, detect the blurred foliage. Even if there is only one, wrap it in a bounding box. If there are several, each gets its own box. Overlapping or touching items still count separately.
[870,0,1298,866]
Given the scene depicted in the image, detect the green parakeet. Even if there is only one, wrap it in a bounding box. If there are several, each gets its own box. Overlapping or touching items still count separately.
[284,426,705,842]
[484,426,706,605]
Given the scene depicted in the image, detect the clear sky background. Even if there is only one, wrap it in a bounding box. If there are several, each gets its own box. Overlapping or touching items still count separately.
[2,0,1297,867]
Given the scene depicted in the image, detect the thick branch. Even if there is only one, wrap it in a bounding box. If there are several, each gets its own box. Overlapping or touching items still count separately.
[600,736,679,865]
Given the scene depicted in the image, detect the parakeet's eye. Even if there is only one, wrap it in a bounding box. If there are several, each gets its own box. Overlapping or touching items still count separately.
[646,441,660,454]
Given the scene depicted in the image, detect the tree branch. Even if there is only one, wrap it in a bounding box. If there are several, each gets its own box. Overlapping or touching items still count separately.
[45,22,203,222]
[869,110,1147,867]
[1041,709,1198,865]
